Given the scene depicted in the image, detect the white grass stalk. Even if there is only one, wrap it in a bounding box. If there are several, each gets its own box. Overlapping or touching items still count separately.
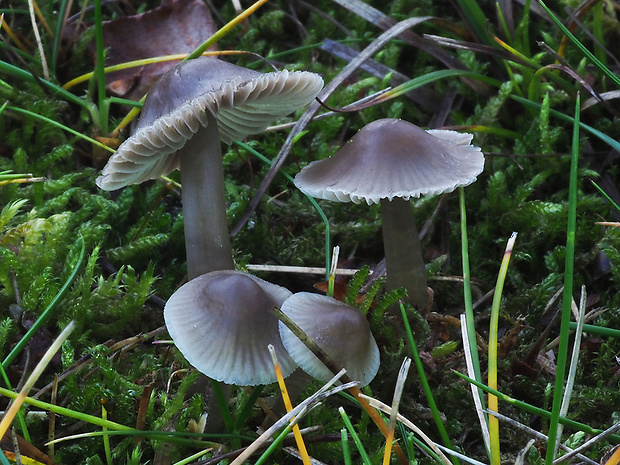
[27,0,50,80]
[554,285,587,456]
[460,313,491,452]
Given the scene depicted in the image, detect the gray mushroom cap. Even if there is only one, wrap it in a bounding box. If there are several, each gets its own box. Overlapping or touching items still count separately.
[164,270,297,386]
[294,118,484,205]
[96,58,324,190]
[278,292,380,386]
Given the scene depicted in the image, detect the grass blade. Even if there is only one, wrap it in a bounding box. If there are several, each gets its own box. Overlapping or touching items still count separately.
[538,1,620,88]
[0,322,76,439]
[488,232,517,465]
[400,302,459,463]
[544,92,581,465]
[339,407,372,465]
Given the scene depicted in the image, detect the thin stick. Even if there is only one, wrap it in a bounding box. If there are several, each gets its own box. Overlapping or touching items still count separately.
[246,264,362,275]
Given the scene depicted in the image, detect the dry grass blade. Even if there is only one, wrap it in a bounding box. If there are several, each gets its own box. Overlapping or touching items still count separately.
[231,15,435,236]
[553,421,620,464]
[319,39,438,109]
[423,34,530,64]
[0,322,76,440]
[382,358,411,465]
[460,314,491,453]
[269,344,312,465]
[515,439,537,465]
[358,393,452,465]
[554,285,587,455]
[27,0,49,80]
[330,0,486,93]
[229,370,355,465]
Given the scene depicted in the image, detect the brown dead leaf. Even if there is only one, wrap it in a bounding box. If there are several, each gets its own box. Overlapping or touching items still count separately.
[74,0,217,100]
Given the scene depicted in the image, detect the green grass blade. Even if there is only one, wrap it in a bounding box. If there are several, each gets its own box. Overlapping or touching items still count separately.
[573,323,620,338]
[185,0,268,61]
[341,428,352,465]
[234,385,264,431]
[338,407,372,465]
[459,187,485,415]
[253,421,294,465]
[538,1,620,88]
[452,0,496,48]
[5,105,114,153]
[399,301,459,464]
[544,92,581,465]
[453,371,620,441]
[0,385,132,431]
[0,60,92,110]
[101,406,112,465]
[511,95,620,152]
[93,0,108,134]
[51,0,70,71]
[590,179,620,213]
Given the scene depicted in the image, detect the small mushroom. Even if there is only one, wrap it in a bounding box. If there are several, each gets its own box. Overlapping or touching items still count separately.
[278,292,380,386]
[96,58,323,279]
[294,118,484,309]
[164,270,297,386]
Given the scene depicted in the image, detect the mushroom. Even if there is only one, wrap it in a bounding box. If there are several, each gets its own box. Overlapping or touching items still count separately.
[164,270,297,386]
[294,118,484,309]
[96,58,323,279]
[278,292,380,386]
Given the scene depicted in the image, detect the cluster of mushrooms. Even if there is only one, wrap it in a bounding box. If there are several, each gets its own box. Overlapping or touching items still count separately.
[96,57,484,393]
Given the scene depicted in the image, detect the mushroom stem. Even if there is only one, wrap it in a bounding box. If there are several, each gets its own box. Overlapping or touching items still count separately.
[180,116,235,279]
[380,197,428,309]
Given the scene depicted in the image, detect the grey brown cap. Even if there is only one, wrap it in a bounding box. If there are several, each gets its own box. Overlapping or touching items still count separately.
[164,270,297,386]
[294,118,484,205]
[96,58,324,190]
[278,292,380,386]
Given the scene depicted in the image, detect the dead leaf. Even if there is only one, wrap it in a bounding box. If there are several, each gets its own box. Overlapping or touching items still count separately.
[70,0,217,100]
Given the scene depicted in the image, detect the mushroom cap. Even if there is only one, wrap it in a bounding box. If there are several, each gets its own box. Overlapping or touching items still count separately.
[164,270,297,386]
[294,118,484,205]
[96,58,324,190]
[278,292,380,386]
